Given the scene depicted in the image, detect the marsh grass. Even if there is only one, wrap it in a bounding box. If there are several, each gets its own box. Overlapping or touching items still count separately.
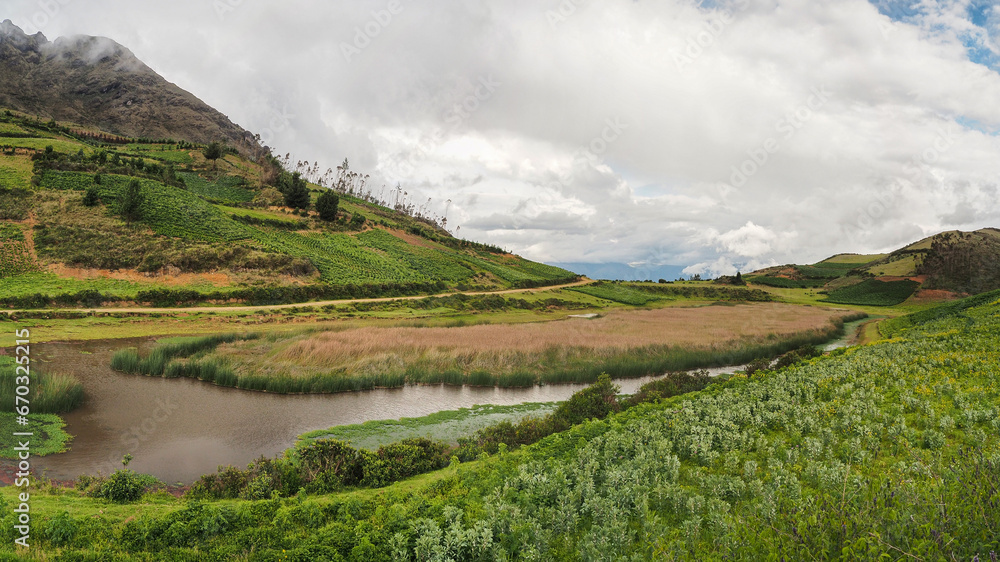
[173,309,866,393]
[109,309,866,394]
[30,372,85,413]
[0,356,84,414]
[110,333,259,385]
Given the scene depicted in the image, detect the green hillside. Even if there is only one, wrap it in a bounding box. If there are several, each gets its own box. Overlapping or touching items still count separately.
[747,230,1000,306]
[0,111,576,308]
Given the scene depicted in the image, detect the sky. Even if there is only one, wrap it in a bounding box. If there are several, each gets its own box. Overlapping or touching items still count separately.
[5,0,1000,276]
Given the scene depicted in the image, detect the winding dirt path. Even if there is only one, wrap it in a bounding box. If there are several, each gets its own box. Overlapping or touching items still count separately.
[14,278,595,314]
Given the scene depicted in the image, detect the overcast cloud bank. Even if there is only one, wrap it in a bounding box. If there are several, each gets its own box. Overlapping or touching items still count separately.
[6,0,1000,275]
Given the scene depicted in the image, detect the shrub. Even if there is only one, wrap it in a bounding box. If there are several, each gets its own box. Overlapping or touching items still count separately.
[82,184,100,207]
[316,191,340,221]
[744,357,773,376]
[350,212,366,229]
[368,438,449,485]
[298,439,366,492]
[552,373,621,427]
[626,370,714,407]
[95,469,155,503]
[118,178,144,225]
[923,430,946,449]
[43,511,78,547]
[188,465,250,500]
[281,172,311,210]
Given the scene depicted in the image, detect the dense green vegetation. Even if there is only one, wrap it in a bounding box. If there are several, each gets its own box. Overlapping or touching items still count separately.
[824,279,920,306]
[747,276,826,289]
[878,288,1000,338]
[178,172,254,204]
[568,281,774,305]
[0,413,72,458]
[188,437,452,501]
[2,293,998,559]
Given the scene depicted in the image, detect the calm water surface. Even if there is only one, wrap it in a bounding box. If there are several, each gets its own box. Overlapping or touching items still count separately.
[32,338,744,483]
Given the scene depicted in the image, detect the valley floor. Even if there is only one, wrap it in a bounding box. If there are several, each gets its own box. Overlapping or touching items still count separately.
[0,289,997,560]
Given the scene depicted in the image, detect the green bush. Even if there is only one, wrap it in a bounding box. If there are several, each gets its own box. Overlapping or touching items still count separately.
[552,373,621,426]
[317,191,340,221]
[924,430,946,449]
[43,511,78,547]
[95,469,156,503]
[626,370,714,407]
[189,436,450,500]
[744,357,773,375]
[82,184,100,207]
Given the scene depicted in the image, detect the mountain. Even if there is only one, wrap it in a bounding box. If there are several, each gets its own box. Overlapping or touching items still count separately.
[0,112,575,306]
[0,20,256,150]
[0,26,575,306]
[550,262,688,282]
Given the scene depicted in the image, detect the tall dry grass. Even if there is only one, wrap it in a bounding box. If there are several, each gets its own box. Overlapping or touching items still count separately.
[202,304,863,391]
[275,303,843,362]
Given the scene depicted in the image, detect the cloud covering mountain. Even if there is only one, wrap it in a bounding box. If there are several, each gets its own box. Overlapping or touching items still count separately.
[4,0,999,274]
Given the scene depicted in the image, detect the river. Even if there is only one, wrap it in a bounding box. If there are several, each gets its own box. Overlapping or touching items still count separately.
[32,337,744,483]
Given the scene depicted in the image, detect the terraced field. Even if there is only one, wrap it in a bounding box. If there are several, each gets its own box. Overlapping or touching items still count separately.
[825,279,921,306]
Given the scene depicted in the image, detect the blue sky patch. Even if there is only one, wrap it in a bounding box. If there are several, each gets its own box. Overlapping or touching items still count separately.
[967,0,992,27]
[869,0,923,22]
[869,0,998,72]
[956,115,999,136]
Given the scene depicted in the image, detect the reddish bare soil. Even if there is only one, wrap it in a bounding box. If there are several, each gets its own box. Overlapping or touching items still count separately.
[910,289,961,302]
[46,263,233,287]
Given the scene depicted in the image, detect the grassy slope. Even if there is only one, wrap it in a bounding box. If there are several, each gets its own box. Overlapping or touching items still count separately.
[1,291,998,559]
[0,113,575,306]
[747,229,1000,307]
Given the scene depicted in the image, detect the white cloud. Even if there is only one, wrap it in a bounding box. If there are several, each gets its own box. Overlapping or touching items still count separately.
[712,221,784,258]
[5,0,1000,270]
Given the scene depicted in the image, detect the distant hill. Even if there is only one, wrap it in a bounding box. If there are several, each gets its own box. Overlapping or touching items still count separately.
[550,262,688,282]
[0,20,256,151]
[746,228,1000,305]
[868,229,1000,295]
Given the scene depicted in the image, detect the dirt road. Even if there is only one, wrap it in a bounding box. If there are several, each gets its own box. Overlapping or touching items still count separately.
[22,278,595,315]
